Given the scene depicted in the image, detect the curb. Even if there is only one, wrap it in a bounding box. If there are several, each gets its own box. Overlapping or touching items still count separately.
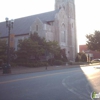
[0,65,80,76]
[0,63,100,76]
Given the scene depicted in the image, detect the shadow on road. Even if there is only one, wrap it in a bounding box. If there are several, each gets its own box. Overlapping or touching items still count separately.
[0,66,99,100]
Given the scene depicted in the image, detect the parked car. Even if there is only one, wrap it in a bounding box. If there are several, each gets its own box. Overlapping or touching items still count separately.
[91,58,100,63]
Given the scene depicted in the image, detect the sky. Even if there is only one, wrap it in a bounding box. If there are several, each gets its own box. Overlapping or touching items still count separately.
[0,0,100,46]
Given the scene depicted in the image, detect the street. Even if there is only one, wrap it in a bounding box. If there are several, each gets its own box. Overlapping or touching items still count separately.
[0,66,100,100]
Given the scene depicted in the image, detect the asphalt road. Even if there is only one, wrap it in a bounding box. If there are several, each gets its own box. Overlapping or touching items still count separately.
[0,66,100,100]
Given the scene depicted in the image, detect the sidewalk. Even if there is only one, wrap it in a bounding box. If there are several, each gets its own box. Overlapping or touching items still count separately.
[0,63,100,76]
[0,65,79,76]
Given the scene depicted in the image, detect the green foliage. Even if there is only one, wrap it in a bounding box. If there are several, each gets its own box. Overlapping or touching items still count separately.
[0,39,7,62]
[48,59,66,66]
[30,32,46,45]
[45,41,60,55]
[86,30,100,51]
[17,38,44,63]
[0,39,16,64]
[75,55,79,62]
[81,53,87,62]
[75,52,87,62]
[30,32,61,58]
[68,61,73,65]
[61,58,68,62]
[16,62,48,67]
[53,60,64,65]
[16,32,67,67]
[10,62,17,67]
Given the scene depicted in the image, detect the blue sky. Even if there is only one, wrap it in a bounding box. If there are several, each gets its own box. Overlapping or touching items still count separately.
[0,0,100,45]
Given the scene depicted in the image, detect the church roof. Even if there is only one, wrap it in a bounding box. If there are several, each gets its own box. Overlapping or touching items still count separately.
[0,10,59,37]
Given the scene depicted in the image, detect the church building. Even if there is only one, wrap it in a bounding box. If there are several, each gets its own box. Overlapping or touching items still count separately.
[0,0,77,61]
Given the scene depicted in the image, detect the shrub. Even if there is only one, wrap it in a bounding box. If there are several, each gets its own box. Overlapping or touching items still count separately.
[75,52,87,62]
[48,58,54,66]
[14,61,49,67]
[40,62,48,67]
[10,63,17,67]
[48,59,66,66]
[61,58,68,62]
[68,61,73,65]
[53,60,63,65]
[75,56,79,62]
[81,53,87,62]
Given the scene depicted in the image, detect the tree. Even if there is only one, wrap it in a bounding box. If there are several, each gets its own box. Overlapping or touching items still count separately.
[81,53,87,62]
[30,32,61,59]
[0,39,16,64]
[0,39,7,62]
[86,30,100,51]
[16,33,64,66]
[16,38,44,63]
[30,32,45,46]
[75,53,81,62]
[45,41,60,56]
[75,55,79,62]
[75,52,87,62]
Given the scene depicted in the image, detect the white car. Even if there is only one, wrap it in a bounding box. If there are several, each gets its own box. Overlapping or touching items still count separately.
[91,59,100,63]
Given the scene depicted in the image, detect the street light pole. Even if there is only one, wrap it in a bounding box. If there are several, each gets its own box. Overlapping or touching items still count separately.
[3,18,14,74]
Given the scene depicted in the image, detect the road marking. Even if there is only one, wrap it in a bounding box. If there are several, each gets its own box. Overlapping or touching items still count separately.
[62,78,84,99]
[62,77,91,99]
[0,69,79,84]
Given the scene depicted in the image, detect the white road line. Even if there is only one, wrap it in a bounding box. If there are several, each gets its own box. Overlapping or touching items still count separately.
[62,78,84,99]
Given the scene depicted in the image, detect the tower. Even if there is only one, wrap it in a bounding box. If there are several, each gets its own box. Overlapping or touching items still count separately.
[55,0,75,19]
[55,0,77,61]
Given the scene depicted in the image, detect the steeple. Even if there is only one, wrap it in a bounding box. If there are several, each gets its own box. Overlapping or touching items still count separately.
[55,0,67,10]
[55,0,75,19]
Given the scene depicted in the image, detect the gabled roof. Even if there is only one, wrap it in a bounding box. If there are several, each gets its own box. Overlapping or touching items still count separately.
[0,10,59,37]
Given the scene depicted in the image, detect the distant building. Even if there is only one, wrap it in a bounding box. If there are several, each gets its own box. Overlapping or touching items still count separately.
[0,0,77,61]
[79,45,100,60]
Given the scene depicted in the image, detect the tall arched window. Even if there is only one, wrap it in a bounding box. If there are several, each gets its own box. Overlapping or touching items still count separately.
[36,25,38,31]
[61,24,66,43]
